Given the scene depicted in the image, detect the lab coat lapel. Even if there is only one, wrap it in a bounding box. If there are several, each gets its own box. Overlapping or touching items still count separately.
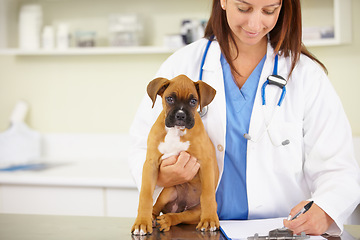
[202,40,225,135]
[200,41,227,179]
[203,41,226,139]
[248,43,277,141]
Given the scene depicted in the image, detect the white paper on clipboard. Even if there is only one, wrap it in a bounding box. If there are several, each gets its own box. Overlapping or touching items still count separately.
[220,218,325,240]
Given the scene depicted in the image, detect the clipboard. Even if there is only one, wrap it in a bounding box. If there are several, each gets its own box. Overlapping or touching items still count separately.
[219,218,324,240]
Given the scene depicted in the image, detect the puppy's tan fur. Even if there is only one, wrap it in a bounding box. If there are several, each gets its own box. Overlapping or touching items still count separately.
[131,75,219,235]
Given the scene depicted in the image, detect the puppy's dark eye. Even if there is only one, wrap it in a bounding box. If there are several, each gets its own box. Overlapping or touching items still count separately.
[166,96,174,105]
[189,98,197,107]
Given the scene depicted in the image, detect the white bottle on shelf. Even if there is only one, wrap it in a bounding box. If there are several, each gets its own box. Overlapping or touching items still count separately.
[56,23,70,50]
[41,26,55,49]
[18,4,43,50]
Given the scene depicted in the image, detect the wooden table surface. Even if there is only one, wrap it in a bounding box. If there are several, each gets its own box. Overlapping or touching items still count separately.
[0,214,358,240]
[0,214,225,240]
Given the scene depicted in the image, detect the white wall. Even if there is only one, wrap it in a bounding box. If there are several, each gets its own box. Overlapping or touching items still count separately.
[0,0,359,136]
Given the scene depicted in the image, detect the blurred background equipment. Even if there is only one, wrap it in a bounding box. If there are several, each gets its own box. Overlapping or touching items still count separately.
[108,14,143,47]
[0,100,42,169]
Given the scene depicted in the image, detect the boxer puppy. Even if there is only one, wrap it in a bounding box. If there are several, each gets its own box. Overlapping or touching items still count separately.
[131,74,219,235]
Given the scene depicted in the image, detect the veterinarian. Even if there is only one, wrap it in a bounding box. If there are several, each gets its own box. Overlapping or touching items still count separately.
[128,0,360,236]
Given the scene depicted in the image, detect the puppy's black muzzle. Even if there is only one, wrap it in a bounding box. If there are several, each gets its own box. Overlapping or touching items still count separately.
[165,108,195,129]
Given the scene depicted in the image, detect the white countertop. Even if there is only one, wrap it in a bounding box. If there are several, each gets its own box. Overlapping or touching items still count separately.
[0,133,138,189]
[1,134,359,190]
[0,158,137,189]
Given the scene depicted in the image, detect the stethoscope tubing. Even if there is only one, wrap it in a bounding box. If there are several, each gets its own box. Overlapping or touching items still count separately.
[199,37,286,109]
[261,80,287,106]
[199,35,215,81]
[198,37,289,146]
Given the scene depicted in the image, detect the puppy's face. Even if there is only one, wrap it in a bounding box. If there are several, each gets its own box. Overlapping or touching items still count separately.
[147,75,216,130]
[162,82,198,129]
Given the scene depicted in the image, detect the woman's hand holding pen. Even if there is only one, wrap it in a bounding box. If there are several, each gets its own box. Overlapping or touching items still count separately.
[157,151,200,188]
[283,201,334,236]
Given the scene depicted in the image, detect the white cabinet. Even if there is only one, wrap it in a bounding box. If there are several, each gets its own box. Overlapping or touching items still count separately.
[0,134,140,218]
[106,188,139,217]
[0,184,139,217]
[0,185,105,216]
[0,0,353,56]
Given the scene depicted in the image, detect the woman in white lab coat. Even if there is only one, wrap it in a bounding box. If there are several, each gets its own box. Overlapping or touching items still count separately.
[128,0,360,236]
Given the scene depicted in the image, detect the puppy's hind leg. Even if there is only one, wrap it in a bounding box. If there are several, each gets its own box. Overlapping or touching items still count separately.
[152,187,177,225]
[157,204,201,232]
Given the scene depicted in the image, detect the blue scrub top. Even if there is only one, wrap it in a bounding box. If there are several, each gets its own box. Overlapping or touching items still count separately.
[216,54,266,220]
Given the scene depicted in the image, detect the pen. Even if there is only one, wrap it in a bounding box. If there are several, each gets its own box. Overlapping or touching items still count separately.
[288,201,314,221]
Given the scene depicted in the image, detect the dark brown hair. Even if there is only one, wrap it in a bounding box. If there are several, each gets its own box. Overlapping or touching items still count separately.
[204,0,327,78]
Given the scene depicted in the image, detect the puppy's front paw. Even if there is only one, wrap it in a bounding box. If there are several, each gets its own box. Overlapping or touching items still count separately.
[196,215,219,232]
[131,217,153,235]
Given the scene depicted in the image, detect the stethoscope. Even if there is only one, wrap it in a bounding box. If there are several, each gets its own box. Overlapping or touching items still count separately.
[197,36,214,118]
[198,37,290,146]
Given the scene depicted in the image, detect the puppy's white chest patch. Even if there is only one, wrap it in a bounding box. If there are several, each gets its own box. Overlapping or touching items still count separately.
[158,127,190,160]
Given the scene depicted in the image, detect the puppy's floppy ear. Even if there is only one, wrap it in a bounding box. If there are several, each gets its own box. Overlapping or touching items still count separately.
[147,77,170,108]
[194,81,216,112]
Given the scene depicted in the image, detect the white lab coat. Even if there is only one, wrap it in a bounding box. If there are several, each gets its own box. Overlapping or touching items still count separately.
[128,38,360,235]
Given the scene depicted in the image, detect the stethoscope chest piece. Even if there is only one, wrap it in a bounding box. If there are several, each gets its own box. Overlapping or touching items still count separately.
[198,105,208,118]
[267,74,286,88]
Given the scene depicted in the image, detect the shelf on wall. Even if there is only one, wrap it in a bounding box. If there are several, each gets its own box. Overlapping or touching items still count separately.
[0,46,178,56]
[303,38,343,47]
[0,36,349,56]
[0,0,352,56]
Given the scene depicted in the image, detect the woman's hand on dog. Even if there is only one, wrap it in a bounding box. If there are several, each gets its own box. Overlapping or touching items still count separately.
[157,151,200,187]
